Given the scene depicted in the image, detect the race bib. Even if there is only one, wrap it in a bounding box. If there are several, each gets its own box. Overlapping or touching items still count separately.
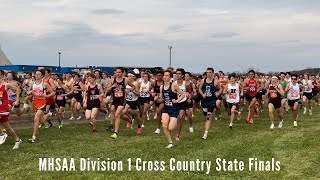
[114,90,123,98]
[126,93,133,100]
[249,86,256,91]
[291,92,298,98]
[142,87,147,93]
[270,92,278,98]
[74,90,79,94]
[229,93,237,99]
[90,95,98,100]
[57,95,63,100]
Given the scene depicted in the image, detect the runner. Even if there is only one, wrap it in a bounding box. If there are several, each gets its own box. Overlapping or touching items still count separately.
[174,68,188,141]
[153,70,165,134]
[55,76,71,129]
[21,72,33,110]
[42,68,57,128]
[137,72,153,128]
[70,74,84,120]
[6,72,27,116]
[156,70,185,148]
[301,73,314,115]
[243,70,259,124]
[267,76,285,129]
[122,71,142,134]
[226,73,243,129]
[198,68,222,140]
[83,73,104,134]
[184,72,197,133]
[28,70,55,143]
[107,67,135,139]
[0,70,22,149]
[285,74,304,127]
[279,72,289,112]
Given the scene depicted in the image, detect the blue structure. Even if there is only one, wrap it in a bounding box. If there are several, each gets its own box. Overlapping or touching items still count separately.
[0,65,161,75]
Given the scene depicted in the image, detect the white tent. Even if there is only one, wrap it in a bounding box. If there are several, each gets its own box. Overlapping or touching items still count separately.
[0,48,12,65]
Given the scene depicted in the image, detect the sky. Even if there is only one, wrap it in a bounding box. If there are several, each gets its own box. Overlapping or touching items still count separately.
[0,0,319,73]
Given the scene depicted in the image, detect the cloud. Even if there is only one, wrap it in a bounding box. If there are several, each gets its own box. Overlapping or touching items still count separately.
[166,24,186,33]
[92,9,125,15]
[210,32,239,38]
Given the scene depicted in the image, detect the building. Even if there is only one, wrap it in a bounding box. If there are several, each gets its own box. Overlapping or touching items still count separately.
[0,48,12,65]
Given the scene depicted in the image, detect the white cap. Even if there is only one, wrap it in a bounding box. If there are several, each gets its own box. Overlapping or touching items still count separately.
[133,68,140,74]
[272,76,278,79]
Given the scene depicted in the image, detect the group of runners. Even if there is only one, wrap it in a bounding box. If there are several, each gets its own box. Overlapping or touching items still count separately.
[0,67,319,149]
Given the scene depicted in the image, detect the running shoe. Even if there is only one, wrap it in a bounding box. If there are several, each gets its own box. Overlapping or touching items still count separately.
[249,119,254,124]
[202,133,208,140]
[278,121,283,128]
[137,127,142,135]
[77,116,82,120]
[294,120,298,127]
[111,133,118,139]
[45,124,53,129]
[270,124,275,130]
[0,133,8,145]
[165,144,174,149]
[69,116,75,120]
[189,127,194,133]
[229,123,233,129]
[13,139,22,150]
[28,138,35,143]
[154,128,160,134]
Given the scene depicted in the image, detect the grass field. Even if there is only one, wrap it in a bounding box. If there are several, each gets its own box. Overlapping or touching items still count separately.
[1,104,320,179]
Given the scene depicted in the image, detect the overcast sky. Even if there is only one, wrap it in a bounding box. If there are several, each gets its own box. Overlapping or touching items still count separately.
[0,0,319,73]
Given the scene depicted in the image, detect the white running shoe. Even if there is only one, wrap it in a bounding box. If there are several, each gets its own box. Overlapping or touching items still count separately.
[237,112,241,121]
[166,144,174,149]
[77,116,82,120]
[189,127,194,133]
[309,109,312,116]
[147,113,150,121]
[141,124,145,128]
[303,107,306,115]
[153,114,157,119]
[48,111,53,116]
[154,128,160,134]
[202,133,208,140]
[278,121,283,128]
[13,139,22,150]
[0,133,8,145]
[270,124,275,129]
[23,103,29,109]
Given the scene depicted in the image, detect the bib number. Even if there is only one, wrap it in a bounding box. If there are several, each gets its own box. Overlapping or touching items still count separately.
[114,90,123,98]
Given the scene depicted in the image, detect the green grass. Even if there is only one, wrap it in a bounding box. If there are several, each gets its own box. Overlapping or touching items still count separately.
[1,105,320,179]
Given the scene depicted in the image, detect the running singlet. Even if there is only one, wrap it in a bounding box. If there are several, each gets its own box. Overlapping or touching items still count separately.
[0,84,10,115]
[175,81,187,103]
[279,80,287,97]
[126,83,138,102]
[268,85,281,103]
[226,83,240,103]
[32,81,46,111]
[6,81,17,102]
[44,78,55,105]
[87,85,100,106]
[73,81,82,100]
[154,80,163,97]
[55,87,66,102]
[202,78,217,102]
[112,78,126,101]
[162,83,178,108]
[302,79,312,93]
[287,82,300,100]
[140,81,150,98]
[246,80,258,97]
